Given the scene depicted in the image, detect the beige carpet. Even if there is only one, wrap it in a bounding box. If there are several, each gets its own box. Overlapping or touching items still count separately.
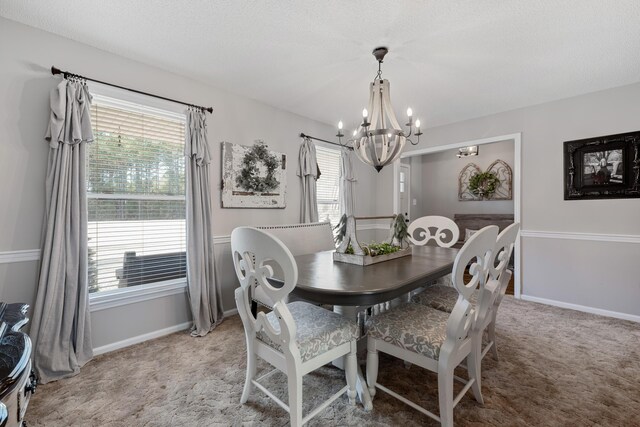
[27,297,640,426]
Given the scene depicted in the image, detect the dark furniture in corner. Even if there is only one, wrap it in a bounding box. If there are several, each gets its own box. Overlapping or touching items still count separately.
[0,303,37,427]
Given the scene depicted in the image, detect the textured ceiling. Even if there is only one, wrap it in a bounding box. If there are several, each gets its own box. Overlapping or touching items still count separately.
[2,1,640,130]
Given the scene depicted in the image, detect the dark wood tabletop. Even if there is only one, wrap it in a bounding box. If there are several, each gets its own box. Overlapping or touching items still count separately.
[290,246,459,306]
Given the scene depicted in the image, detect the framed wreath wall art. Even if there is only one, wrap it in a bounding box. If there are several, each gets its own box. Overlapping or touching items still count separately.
[458,159,512,201]
[221,141,287,208]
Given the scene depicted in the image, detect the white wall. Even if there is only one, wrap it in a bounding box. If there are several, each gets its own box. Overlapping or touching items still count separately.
[0,18,378,349]
[419,140,515,219]
[380,83,640,319]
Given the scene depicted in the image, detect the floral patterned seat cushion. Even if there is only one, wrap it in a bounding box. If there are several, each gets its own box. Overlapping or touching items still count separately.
[366,303,450,360]
[257,301,359,362]
[411,284,477,313]
[433,273,454,287]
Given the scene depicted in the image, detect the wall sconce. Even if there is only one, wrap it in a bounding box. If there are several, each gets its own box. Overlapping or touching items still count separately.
[457,146,478,158]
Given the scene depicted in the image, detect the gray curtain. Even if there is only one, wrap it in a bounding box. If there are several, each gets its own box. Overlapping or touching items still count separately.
[31,79,94,383]
[185,109,223,337]
[339,149,356,217]
[297,138,319,223]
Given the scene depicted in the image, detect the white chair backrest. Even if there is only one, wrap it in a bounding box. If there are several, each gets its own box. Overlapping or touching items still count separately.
[407,216,460,248]
[443,225,498,353]
[489,222,520,281]
[232,227,299,357]
[495,269,513,308]
[256,222,334,256]
[473,277,502,332]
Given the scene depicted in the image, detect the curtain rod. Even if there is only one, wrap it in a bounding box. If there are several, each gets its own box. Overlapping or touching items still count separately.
[50,66,213,114]
[299,133,353,150]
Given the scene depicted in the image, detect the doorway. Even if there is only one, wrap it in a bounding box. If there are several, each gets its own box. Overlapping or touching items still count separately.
[392,133,522,297]
[398,163,411,223]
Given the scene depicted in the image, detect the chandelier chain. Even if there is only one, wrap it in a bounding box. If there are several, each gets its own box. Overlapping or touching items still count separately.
[374,60,383,82]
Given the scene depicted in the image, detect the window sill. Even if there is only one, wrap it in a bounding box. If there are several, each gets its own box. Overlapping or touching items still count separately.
[89,278,188,312]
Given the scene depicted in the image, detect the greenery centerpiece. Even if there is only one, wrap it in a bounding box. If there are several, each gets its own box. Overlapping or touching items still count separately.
[344,242,402,256]
[334,214,348,246]
[390,213,409,248]
[333,214,412,265]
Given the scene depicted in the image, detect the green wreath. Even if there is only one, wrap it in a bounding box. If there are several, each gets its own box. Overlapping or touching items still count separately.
[469,171,500,198]
[236,143,280,193]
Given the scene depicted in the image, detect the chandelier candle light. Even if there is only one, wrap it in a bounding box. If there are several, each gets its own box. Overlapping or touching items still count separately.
[337,47,422,172]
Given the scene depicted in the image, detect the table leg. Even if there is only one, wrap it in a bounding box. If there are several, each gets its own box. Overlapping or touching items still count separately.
[355,364,374,411]
[333,305,373,411]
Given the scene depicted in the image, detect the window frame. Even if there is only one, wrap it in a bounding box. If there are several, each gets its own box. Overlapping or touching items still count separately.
[87,84,189,310]
[315,144,342,226]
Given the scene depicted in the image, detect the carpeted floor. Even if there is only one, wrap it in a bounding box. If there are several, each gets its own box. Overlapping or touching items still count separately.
[27,297,640,426]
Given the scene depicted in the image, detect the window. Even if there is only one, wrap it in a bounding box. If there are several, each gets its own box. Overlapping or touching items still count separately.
[87,95,187,293]
[315,146,342,225]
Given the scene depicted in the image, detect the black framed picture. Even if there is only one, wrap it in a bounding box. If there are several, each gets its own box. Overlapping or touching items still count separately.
[564,131,640,200]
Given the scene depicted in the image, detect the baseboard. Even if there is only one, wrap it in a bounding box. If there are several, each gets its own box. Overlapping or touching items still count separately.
[93,309,238,356]
[93,321,192,356]
[223,308,238,317]
[520,294,640,323]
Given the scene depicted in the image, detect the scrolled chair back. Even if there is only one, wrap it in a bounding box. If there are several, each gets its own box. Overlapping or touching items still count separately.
[472,223,520,333]
[441,225,498,355]
[489,222,520,281]
[232,227,299,358]
[407,215,460,248]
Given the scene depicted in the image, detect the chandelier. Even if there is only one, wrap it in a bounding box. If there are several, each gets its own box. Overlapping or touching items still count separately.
[337,47,422,172]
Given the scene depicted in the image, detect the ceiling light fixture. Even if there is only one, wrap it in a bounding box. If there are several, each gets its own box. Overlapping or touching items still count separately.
[336,47,422,172]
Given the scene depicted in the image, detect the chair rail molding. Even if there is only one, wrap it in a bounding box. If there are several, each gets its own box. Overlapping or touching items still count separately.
[0,249,40,264]
[520,230,640,244]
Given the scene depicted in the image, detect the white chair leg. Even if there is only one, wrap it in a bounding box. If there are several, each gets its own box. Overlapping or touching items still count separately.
[241,348,256,404]
[288,370,303,427]
[468,337,484,405]
[345,342,357,405]
[366,338,379,398]
[438,366,455,427]
[488,319,499,359]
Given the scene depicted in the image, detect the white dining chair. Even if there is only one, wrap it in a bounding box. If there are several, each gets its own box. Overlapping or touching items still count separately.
[407,215,460,248]
[405,215,461,299]
[366,225,499,426]
[232,227,358,426]
[250,222,335,315]
[411,222,520,360]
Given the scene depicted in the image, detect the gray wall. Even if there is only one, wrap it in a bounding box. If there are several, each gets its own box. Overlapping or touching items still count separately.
[1,16,638,355]
[0,18,378,349]
[379,83,640,318]
[419,140,514,219]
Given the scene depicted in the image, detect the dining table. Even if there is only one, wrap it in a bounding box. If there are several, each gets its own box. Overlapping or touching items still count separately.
[287,245,459,410]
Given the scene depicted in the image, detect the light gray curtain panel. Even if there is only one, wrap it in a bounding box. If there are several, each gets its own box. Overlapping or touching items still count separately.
[185,109,223,337]
[297,138,319,223]
[339,149,356,217]
[32,80,94,383]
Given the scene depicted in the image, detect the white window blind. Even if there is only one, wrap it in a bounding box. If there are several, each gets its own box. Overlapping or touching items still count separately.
[315,146,341,226]
[87,96,187,293]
